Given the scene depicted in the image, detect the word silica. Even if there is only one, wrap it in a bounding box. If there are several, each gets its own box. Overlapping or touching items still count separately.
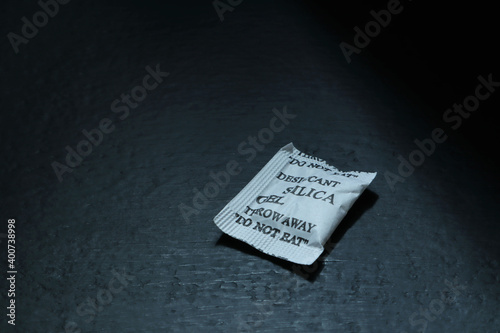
[214,143,377,265]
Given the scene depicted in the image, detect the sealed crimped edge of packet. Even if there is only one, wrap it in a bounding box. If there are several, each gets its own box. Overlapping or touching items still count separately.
[213,143,376,265]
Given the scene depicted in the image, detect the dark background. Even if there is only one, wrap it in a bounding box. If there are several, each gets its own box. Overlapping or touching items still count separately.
[1,0,499,332]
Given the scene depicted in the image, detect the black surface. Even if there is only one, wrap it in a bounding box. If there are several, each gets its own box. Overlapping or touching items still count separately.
[1,1,499,332]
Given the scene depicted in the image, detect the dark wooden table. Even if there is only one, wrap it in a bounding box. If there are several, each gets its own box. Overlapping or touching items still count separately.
[1,1,499,332]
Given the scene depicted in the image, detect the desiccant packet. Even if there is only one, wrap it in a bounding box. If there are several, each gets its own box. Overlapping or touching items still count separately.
[213,143,377,265]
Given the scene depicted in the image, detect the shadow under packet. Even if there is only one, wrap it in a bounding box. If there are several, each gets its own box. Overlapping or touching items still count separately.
[213,143,377,265]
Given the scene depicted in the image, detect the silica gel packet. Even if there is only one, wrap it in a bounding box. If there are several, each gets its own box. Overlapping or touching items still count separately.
[213,143,376,265]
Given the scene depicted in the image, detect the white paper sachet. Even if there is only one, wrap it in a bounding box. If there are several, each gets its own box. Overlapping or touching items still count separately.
[213,143,377,265]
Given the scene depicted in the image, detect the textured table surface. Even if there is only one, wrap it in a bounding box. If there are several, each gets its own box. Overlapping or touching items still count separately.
[1,1,499,332]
